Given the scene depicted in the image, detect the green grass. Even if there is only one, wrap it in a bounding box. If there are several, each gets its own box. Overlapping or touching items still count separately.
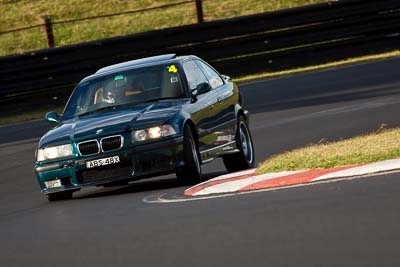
[0,0,329,56]
[256,126,400,174]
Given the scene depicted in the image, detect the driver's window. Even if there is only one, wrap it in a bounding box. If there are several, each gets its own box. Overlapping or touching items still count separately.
[195,60,224,89]
[182,60,209,90]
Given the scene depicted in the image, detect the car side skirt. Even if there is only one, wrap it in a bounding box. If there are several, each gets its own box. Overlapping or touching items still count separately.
[199,140,239,163]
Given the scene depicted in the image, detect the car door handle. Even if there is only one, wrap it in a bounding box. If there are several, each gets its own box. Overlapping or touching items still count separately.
[217,96,223,103]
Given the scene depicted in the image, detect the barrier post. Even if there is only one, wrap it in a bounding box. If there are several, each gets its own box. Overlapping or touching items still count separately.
[42,16,55,48]
[195,0,204,23]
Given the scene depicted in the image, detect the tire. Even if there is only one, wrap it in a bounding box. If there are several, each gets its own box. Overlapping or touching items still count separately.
[222,116,255,172]
[176,126,202,184]
[46,190,73,202]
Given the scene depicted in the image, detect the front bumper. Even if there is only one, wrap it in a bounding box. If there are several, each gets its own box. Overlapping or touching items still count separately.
[35,135,184,194]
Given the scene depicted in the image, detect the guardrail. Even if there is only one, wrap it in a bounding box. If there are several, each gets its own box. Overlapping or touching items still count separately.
[1,0,400,114]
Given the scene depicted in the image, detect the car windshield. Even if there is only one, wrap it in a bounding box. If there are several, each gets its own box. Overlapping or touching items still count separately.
[62,63,185,120]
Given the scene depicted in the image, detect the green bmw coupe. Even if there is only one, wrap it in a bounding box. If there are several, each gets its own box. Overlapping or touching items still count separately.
[35,54,255,201]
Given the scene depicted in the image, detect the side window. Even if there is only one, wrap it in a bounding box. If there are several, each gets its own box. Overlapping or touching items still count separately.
[182,60,209,90]
[195,60,224,89]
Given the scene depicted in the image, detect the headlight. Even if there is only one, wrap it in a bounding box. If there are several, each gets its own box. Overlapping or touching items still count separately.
[131,125,176,142]
[37,144,73,162]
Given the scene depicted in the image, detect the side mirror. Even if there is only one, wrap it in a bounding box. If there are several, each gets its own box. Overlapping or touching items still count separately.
[195,82,211,95]
[191,82,211,102]
[221,74,231,81]
[45,111,61,124]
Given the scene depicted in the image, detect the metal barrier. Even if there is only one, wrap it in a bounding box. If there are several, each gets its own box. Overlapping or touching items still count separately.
[1,0,400,113]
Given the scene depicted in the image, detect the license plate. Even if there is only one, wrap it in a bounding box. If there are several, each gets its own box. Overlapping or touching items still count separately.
[45,179,61,189]
[86,156,120,169]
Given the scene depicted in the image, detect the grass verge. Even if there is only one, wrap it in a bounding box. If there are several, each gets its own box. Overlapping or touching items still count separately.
[0,0,328,56]
[256,126,400,174]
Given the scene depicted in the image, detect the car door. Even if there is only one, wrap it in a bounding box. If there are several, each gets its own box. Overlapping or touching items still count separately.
[194,60,236,149]
[182,60,222,158]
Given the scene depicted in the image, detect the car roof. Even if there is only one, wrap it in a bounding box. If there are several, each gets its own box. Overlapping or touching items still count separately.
[95,54,175,74]
[80,54,197,83]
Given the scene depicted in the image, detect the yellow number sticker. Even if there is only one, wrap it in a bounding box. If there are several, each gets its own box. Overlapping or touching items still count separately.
[168,65,178,73]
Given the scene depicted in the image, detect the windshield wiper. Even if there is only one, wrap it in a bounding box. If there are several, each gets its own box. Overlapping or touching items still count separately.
[142,97,179,103]
[76,104,125,117]
[75,98,178,117]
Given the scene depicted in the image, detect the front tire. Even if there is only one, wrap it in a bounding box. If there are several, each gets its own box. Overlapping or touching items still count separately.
[46,191,73,202]
[223,116,255,172]
[176,126,202,184]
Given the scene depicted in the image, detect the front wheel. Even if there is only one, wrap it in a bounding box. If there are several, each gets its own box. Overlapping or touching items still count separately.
[223,116,255,172]
[176,126,202,184]
[46,190,73,202]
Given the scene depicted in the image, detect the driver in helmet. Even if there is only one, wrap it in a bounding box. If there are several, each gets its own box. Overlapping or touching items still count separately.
[104,75,128,104]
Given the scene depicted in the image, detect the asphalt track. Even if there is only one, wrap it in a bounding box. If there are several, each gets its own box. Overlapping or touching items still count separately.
[1,57,400,266]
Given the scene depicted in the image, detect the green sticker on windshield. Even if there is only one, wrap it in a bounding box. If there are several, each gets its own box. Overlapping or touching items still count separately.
[167,65,178,73]
[114,74,124,80]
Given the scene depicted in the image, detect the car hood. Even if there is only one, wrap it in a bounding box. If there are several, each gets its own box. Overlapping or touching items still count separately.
[39,100,185,148]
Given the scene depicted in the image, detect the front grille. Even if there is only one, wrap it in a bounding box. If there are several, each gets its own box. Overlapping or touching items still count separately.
[78,164,133,184]
[101,136,122,152]
[78,140,99,155]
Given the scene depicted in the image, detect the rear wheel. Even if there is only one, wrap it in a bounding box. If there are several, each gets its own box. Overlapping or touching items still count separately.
[223,116,255,172]
[176,126,202,184]
[46,191,73,202]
